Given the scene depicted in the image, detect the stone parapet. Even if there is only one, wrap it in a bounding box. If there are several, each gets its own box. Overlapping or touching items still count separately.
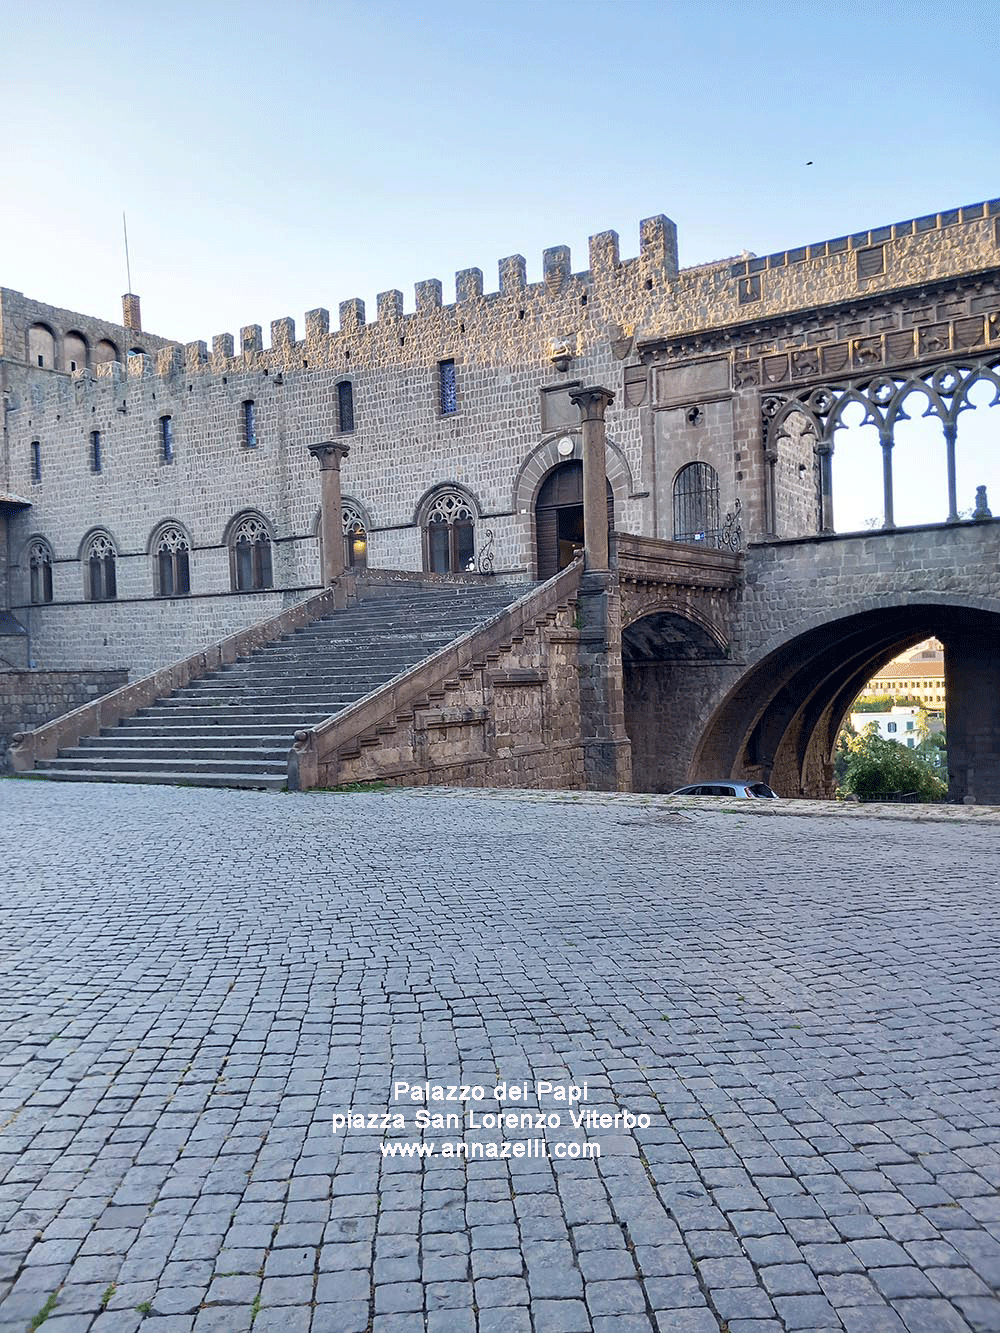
[288,560,586,791]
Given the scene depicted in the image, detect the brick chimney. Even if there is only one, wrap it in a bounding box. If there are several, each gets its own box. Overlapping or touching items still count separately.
[122,293,142,332]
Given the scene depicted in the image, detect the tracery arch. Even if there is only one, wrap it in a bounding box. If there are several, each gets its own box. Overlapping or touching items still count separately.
[417,485,480,574]
[225,511,274,592]
[342,497,370,571]
[150,521,192,597]
[80,529,118,602]
[27,536,54,605]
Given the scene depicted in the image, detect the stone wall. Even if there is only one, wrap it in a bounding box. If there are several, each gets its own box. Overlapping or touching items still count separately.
[0,668,128,768]
[3,196,999,686]
[742,519,1000,657]
[17,587,316,678]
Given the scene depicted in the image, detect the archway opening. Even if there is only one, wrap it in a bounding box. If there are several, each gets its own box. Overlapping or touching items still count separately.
[535,460,613,580]
[622,610,729,793]
[693,602,1000,804]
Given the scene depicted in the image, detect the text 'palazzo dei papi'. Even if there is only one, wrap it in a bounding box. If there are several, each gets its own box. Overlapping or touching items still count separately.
[3,200,1000,802]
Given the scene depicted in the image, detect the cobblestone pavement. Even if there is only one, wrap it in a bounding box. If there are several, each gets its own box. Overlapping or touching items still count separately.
[2,782,1000,1333]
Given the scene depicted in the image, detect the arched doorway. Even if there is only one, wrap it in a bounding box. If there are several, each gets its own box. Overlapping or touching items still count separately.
[535,461,614,580]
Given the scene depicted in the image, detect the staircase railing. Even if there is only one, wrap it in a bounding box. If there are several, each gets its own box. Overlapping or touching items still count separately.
[288,559,583,790]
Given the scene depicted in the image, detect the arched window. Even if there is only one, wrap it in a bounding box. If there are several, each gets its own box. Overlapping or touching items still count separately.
[673,462,720,545]
[83,531,117,602]
[337,381,355,434]
[28,538,54,605]
[152,524,191,597]
[423,487,477,573]
[229,514,273,591]
[342,501,368,570]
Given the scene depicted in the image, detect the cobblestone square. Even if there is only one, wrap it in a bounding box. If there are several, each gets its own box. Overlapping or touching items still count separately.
[2,782,999,1333]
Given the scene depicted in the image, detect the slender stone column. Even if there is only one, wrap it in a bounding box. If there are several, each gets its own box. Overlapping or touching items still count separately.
[308,442,350,584]
[879,425,895,530]
[569,385,615,571]
[817,444,834,534]
[944,422,959,522]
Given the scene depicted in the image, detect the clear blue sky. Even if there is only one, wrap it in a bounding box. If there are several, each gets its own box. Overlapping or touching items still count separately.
[2,0,997,344]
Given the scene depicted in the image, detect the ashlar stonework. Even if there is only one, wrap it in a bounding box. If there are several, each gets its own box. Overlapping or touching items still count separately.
[3,198,1000,800]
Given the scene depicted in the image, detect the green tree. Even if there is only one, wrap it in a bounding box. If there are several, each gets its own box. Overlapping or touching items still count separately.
[837,722,947,802]
[852,694,924,712]
[833,721,857,787]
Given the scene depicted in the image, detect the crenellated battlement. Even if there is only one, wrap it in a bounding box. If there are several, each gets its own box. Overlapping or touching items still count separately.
[7,199,999,416]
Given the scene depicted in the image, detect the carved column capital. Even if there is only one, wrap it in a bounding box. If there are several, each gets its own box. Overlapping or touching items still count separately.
[568,385,615,423]
[308,441,350,471]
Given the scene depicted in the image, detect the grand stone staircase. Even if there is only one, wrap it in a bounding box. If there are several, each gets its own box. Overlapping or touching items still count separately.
[29,583,521,789]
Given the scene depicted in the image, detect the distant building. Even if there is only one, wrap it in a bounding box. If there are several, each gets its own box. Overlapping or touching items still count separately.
[856,639,945,709]
[850,704,924,747]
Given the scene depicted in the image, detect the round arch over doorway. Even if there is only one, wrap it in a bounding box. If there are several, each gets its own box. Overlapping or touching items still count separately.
[534,460,614,581]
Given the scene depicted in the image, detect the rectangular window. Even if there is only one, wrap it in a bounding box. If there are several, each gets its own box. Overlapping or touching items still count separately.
[242,400,257,448]
[30,441,41,483]
[160,415,174,463]
[337,381,355,434]
[90,430,102,473]
[887,722,897,733]
[439,359,457,414]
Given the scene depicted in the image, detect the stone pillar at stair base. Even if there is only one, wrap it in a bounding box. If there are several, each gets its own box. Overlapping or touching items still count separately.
[943,627,1000,805]
[576,569,632,792]
[569,385,615,573]
[308,441,350,601]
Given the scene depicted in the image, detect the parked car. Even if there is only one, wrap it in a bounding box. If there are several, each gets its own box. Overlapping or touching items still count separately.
[670,781,780,799]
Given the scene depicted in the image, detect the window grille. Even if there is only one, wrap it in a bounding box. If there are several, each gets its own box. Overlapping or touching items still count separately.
[30,441,41,483]
[672,462,720,544]
[439,360,457,415]
[90,430,102,473]
[337,381,355,434]
[160,416,174,463]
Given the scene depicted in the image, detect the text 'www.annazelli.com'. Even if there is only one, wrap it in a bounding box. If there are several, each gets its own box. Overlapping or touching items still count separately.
[379,1139,599,1159]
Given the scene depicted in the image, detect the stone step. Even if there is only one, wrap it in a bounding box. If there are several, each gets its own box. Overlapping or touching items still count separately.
[113,720,322,737]
[23,581,528,789]
[38,754,288,777]
[78,734,291,751]
[27,769,287,790]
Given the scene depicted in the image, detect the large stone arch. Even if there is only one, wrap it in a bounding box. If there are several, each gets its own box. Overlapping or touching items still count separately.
[622,605,735,794]
[693,594,1000,803]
